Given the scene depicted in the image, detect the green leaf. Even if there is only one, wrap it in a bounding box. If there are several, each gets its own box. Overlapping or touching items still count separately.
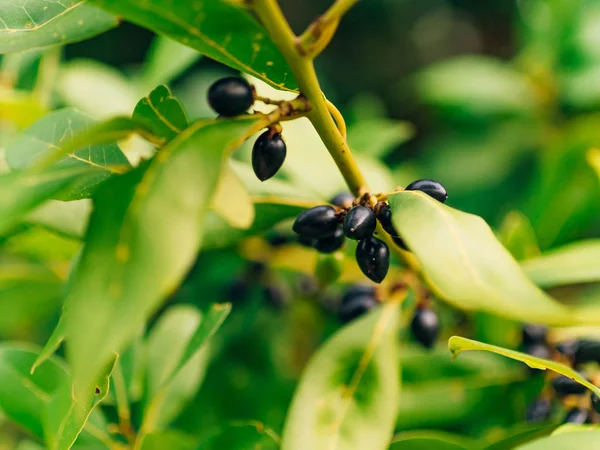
[413,56,537,118]
[141,35,202,91]
[514,430,600,450]
[6,108,131,200]
[0,343,67,438]
[198,422,280,450]
[347,118,414,159]
[0,88,47,128]
[25,200,91,239]
[388,191,577,325]
[281,299,402,450]
[497,211,541,261]
[141,431,197,450]
[143,306,207,430]
[44,356,117,450]
[448,336,600,397]
[88,0,296,91]
[521,240,600,288]
[389,431,476,450]
[63,117,259,412]
[0,1,117,53]
[132,85,188,143]
[211,164,254,230]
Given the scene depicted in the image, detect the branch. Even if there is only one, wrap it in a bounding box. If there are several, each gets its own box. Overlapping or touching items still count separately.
[297,0,359,59]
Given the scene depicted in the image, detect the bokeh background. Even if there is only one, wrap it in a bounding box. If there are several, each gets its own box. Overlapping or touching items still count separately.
[2,0,600,448]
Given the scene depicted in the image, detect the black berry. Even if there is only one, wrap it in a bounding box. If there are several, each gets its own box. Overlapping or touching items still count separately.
[355,237,390,283]
[522,324,548,346]
[227,279,248,302]
[314,227,345,253]
[252,130,287,181]
[344,206,376,240]
[551,375,587,395]
[207,77,254,117]
[297,235,317,248]
[266,233,292,247]
[377,204,399,236]
[405,179,448,203]
[526,398,552,422]
[574,340,600,365]
[330,192,354,208]
[556,340,579,357]
[341,284,376,304]
[563,408,590,424]
[411,307,440,349]
[392,236,409,251]
[524,343,551,360]
[293,206,339,239]
[591,393,600,414]
[339,295,378,323]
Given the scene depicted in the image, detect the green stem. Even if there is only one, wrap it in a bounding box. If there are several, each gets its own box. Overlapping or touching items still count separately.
[112,362,135,444]
[252,0,369,196]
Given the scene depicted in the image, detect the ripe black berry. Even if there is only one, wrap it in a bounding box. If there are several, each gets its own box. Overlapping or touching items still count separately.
[252,130,286,181]
[551,375,587,395]
[207,77,254,117]
[228,279,248,302]
[344,206,376,240]
[341,284,376,304]
[339,295,378,323]
[355,237,390,283]
[591,393,600,414]
[411,307,440,349]
[293,206,339,239]
[526,398,552,422]
[563,408,590,424]
[392,236,409,251]
[377,204,399,236]
[574,340,600,365]
[330,192,354,208]
[405,179,448,203]
[314,227,345,253]
[522,324,548,346]
[556,340,579,357]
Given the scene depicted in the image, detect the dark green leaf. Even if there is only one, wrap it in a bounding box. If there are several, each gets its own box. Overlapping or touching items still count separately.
[132,85,188,142]
[388,191,581,325]
[62,117,259,412]
[87,0,296,91]
[198,422,280,450]
[0,1,117,53]
[6,108,131,200]
[0,343,67,438]
[521,240,600,288]
[281,299,402,450]
[141,431,197,450]
[44,356,117,450]
[449,336,600,396]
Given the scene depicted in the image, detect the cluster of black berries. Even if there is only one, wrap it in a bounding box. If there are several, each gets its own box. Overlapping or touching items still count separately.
[524,325,600,424]
[208,77,286,182]
[292,180,447,284]
[228,262,290,309]
[338,283,440,348]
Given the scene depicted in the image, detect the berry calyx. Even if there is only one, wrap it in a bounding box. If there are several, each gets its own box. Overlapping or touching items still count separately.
[411,307,440,349]
[314,227,345,253]
[330,192,354,208]
[343,206,376,240]
[355,236,390,283]
[207,77,254,117]
[252,129,287,181]
[563,408,590,424]
[526,398,552,422]
[551,375,587,395]
[405,179,448,203]
[293,206,340,239]
[522,324,548,346]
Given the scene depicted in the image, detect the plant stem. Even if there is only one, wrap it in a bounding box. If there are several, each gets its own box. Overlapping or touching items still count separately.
[252,0,369,196]
[112,362,135,445]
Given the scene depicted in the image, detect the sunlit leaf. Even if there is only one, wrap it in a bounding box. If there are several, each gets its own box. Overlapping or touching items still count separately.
[514,429,600,450]
[211,164,254,230]
[132,85,188,143]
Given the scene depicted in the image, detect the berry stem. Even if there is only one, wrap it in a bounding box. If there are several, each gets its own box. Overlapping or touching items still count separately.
[325,98,347,138]
[252,0,369,197]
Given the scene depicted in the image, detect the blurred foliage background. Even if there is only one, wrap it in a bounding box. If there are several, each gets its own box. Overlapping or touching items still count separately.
[2,0,600,448]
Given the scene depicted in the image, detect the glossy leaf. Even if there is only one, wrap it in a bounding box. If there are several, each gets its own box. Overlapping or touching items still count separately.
[0,1,117,53]
[44,356,117,450]
[5,108,131,200]
[515,430,600,450]
[132,85,188,142]
[63,118,258,411]
[281,299,402,450]
[198,422,280,450]
[211,164,255,230]
[521,240,600,288]
[0,344,67,438]
[388,191,578,325]
[88,0,296,91]
[449,336,600,397]
[389,431,475,450]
